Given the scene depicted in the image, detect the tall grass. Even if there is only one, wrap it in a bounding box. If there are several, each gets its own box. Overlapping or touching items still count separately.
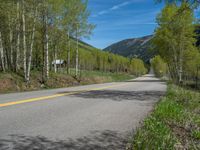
[131,84,200,149]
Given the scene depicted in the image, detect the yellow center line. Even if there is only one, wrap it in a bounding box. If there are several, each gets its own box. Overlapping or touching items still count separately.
[0,83,129,108]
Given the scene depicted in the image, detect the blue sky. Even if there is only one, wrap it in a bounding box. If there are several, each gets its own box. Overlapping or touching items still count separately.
[83,0,164,49]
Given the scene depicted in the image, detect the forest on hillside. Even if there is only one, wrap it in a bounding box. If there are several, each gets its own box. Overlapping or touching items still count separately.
[0,0,147,87]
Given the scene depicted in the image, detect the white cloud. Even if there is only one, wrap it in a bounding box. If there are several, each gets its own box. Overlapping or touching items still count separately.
[111,1,130,10]
[92,0,144,18]
[99,10,107,15]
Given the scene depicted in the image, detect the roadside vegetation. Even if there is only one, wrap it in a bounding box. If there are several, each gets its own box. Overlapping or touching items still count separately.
[151,55,168,78]
[151,1,200,90]
[130,0,200,149]
[132,84,200,149]
[0,0,147,93]
[0,70,133,93]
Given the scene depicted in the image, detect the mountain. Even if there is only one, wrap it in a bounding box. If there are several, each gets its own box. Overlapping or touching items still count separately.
[103,35,155,63]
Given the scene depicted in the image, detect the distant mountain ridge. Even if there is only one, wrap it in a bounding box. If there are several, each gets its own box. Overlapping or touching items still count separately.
[103,35,155,63]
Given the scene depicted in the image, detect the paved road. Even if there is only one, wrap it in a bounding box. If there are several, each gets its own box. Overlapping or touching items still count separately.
[0,74,166,150]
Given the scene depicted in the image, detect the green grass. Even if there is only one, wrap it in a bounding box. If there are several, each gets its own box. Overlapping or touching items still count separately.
[0,69,134,93]
[131,84,200,149]
[59,68,134,82]
[80,70,133,82]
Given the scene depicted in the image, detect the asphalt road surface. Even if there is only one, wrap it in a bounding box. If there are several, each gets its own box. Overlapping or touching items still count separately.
[0,74,166,150]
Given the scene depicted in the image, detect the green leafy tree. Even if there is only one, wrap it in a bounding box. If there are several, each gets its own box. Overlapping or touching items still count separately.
[0,0,143,85]
[151,55,167,77]
[130,58,147,76]
[184,48,200,83]
[153,3,197,84]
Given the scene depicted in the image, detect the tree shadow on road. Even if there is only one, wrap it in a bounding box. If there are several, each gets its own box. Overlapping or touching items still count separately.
[0,130,130,150]
[62,90,166,102]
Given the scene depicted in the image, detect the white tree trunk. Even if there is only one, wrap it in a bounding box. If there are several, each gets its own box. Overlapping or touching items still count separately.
[8,15,13,69]
[27,7,37,82]
[179,39,183,84]
[44,11,49,80]
[75,25,79,77]
[4,52,8,70]
[22,0,27,81]
[172,46,179,82]
[54,45,57,73]
[67,31,70,74]
[179,57,183,84]
[16,1,20,71]
[0,32,5,72]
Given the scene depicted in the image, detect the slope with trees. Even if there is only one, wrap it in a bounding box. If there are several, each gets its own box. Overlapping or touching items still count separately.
[104,35,155,63]
[0,0,147,92]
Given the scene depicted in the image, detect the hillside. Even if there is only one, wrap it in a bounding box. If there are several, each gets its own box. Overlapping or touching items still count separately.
[71,37,100,52]
[104,35,155,63]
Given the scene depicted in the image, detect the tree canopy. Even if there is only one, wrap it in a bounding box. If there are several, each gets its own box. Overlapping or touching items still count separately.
[153,1,200,86]
[0,0,147,83]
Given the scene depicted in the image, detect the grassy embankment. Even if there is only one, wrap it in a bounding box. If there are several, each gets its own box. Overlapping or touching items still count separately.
[0,70,134,93]
[130,84,200,149]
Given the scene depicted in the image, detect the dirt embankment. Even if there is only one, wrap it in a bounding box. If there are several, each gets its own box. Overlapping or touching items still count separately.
[0,72,118,94]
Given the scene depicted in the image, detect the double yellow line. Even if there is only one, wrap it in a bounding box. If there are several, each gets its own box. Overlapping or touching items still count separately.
[0,83,128,108]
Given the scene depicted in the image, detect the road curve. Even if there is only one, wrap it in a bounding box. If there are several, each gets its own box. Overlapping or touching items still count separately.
[0,74,166,150]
